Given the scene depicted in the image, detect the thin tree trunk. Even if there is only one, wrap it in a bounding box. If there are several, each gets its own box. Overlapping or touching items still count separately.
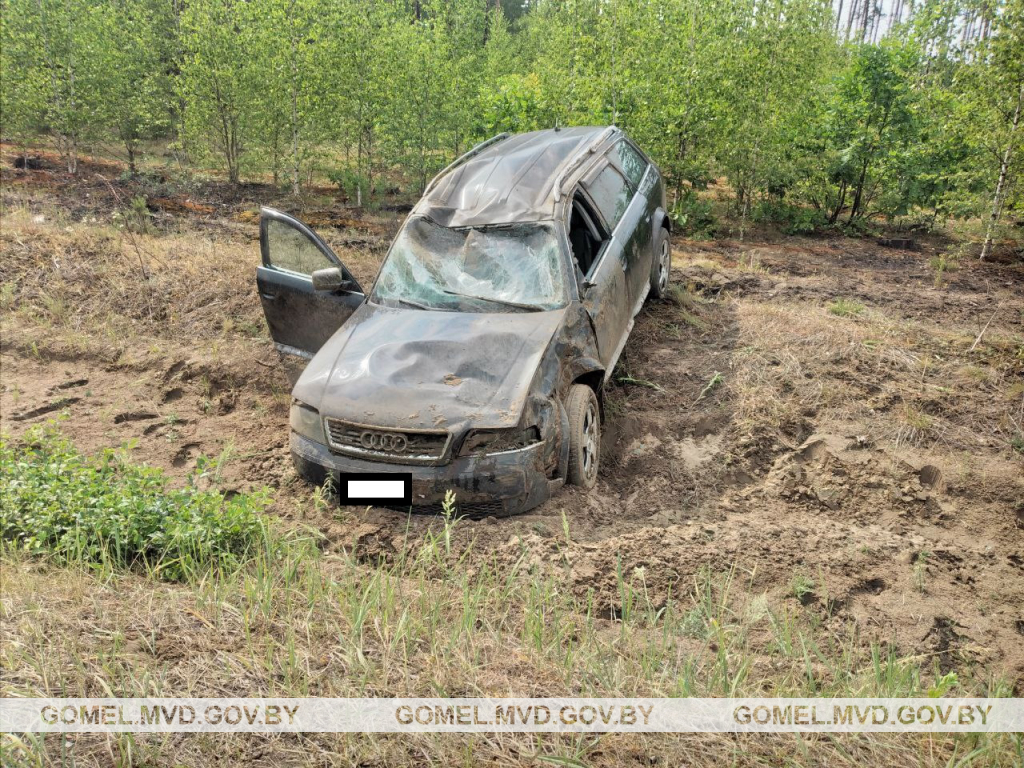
[356,100,364,207]
[37,0,75,174]
[962,10,975,49]
[291,96,300,195]
[830,179,847,224]
[846,0,859,40]
[980,83,1024,261]
[848,156,871,223]
[290,4,300,196]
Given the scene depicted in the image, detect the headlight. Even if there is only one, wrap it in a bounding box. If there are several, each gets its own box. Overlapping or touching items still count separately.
[290,401,325,444]
[459,426,540,456]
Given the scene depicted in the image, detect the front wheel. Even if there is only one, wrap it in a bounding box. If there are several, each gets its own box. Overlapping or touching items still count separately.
[566,384,600,489]
[649,228,671,300]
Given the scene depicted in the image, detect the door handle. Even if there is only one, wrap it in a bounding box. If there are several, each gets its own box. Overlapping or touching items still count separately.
[260,291,277,300]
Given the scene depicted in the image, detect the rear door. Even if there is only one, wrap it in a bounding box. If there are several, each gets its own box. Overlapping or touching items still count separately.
[256,207,364,360]
[609,139,653,310]
[578,161,636,372]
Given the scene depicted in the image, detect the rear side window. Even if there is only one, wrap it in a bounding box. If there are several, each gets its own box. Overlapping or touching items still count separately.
[586,165,633,232]
[615,141,648,188]
[265,219,335,275]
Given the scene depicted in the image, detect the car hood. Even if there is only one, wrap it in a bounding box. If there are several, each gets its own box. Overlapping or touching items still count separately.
[293,302,566,431]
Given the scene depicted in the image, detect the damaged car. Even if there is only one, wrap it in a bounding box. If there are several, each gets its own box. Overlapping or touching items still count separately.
[256,126,671,515]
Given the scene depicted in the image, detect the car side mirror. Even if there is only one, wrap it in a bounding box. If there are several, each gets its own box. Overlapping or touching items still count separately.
[311,267,352,293]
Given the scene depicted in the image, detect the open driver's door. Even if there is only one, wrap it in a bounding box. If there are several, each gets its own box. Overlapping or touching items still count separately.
[256,207,364,362]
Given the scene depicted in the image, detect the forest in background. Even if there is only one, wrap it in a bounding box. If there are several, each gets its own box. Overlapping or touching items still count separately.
[1,0,1022,255]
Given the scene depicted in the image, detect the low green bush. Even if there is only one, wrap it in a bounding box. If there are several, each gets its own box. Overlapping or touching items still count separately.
[326,167,369,202]
[0,425,274,581]
[670,189,718,239]
[752,200,826,235]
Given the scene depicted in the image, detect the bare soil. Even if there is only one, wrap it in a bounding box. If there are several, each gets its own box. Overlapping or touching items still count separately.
[3,147,1023,705]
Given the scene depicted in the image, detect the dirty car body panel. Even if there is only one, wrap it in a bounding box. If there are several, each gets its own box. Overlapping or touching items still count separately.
[256,127,668,515]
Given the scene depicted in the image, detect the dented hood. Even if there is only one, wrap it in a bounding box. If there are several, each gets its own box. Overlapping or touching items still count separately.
[293,302,566,431]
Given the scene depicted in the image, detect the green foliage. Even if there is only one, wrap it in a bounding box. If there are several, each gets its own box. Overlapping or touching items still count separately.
[112,196,155,234]
[480,74,547,135]
[0,426,274,581]
[927,671,959,698]
[177,0,261,184]
[752,200,827,235]
[93,0,174,172]
[1,0,108,172]
[814,42,923,224]
[327,167,370,200]
[670,189,718,239]
[0,0,1020,243]
[930,246,963,285]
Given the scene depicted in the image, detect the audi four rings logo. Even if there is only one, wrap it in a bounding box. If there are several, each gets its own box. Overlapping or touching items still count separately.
[360,430,408,453]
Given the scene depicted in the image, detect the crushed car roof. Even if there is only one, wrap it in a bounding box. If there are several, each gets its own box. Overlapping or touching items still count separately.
[413,126,612,228]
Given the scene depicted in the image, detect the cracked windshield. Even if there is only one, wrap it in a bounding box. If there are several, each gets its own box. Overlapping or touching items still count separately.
[372,218,567,312]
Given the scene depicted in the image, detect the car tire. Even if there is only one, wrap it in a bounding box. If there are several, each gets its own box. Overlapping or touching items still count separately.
[566,384,600,489]
[649,227,671,300]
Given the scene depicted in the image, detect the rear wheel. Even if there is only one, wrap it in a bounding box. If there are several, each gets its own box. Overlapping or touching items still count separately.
[649,228,671,300]
[566,384,600,489]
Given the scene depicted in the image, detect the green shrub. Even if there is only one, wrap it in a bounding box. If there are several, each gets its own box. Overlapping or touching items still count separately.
[752,200,826,235]
[111,195,154,234]
[0,426,274,581]
[326,167,369,202]
[670,189,717,239]
[839,216,880,237]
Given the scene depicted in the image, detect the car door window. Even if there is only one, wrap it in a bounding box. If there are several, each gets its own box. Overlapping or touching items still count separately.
[614,141,648,188]
[264,218,336,275]
[568,194,607,279]
[586,164,633,232]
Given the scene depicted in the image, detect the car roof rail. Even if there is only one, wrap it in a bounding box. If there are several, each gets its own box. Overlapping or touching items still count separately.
[553,126,620,202]
[424,133,511,196]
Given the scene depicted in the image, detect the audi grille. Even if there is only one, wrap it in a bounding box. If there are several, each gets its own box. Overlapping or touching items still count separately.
[324,418,450,464]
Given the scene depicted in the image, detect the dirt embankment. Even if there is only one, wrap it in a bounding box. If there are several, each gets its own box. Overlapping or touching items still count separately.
[2,147,1023,689]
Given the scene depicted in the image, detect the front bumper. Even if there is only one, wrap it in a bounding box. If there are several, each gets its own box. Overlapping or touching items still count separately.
[290,432,560,515]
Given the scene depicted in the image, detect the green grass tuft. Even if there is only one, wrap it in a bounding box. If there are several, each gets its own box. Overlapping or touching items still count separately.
[1,425,275,581]
[827,298,865,317]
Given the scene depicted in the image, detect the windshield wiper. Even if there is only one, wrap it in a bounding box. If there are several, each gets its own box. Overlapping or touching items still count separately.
[441,289,543,311]
[389,297,452,311]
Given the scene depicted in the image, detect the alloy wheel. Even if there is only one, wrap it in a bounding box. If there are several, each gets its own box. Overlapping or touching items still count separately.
[658,239,670,293]
[582,400,599,482]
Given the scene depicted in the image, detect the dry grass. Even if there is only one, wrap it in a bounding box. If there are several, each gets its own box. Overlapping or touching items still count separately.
[2,516,1020,767]
[729,300,1023,458]
[0,204,263,346]
[0,198,385,362]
